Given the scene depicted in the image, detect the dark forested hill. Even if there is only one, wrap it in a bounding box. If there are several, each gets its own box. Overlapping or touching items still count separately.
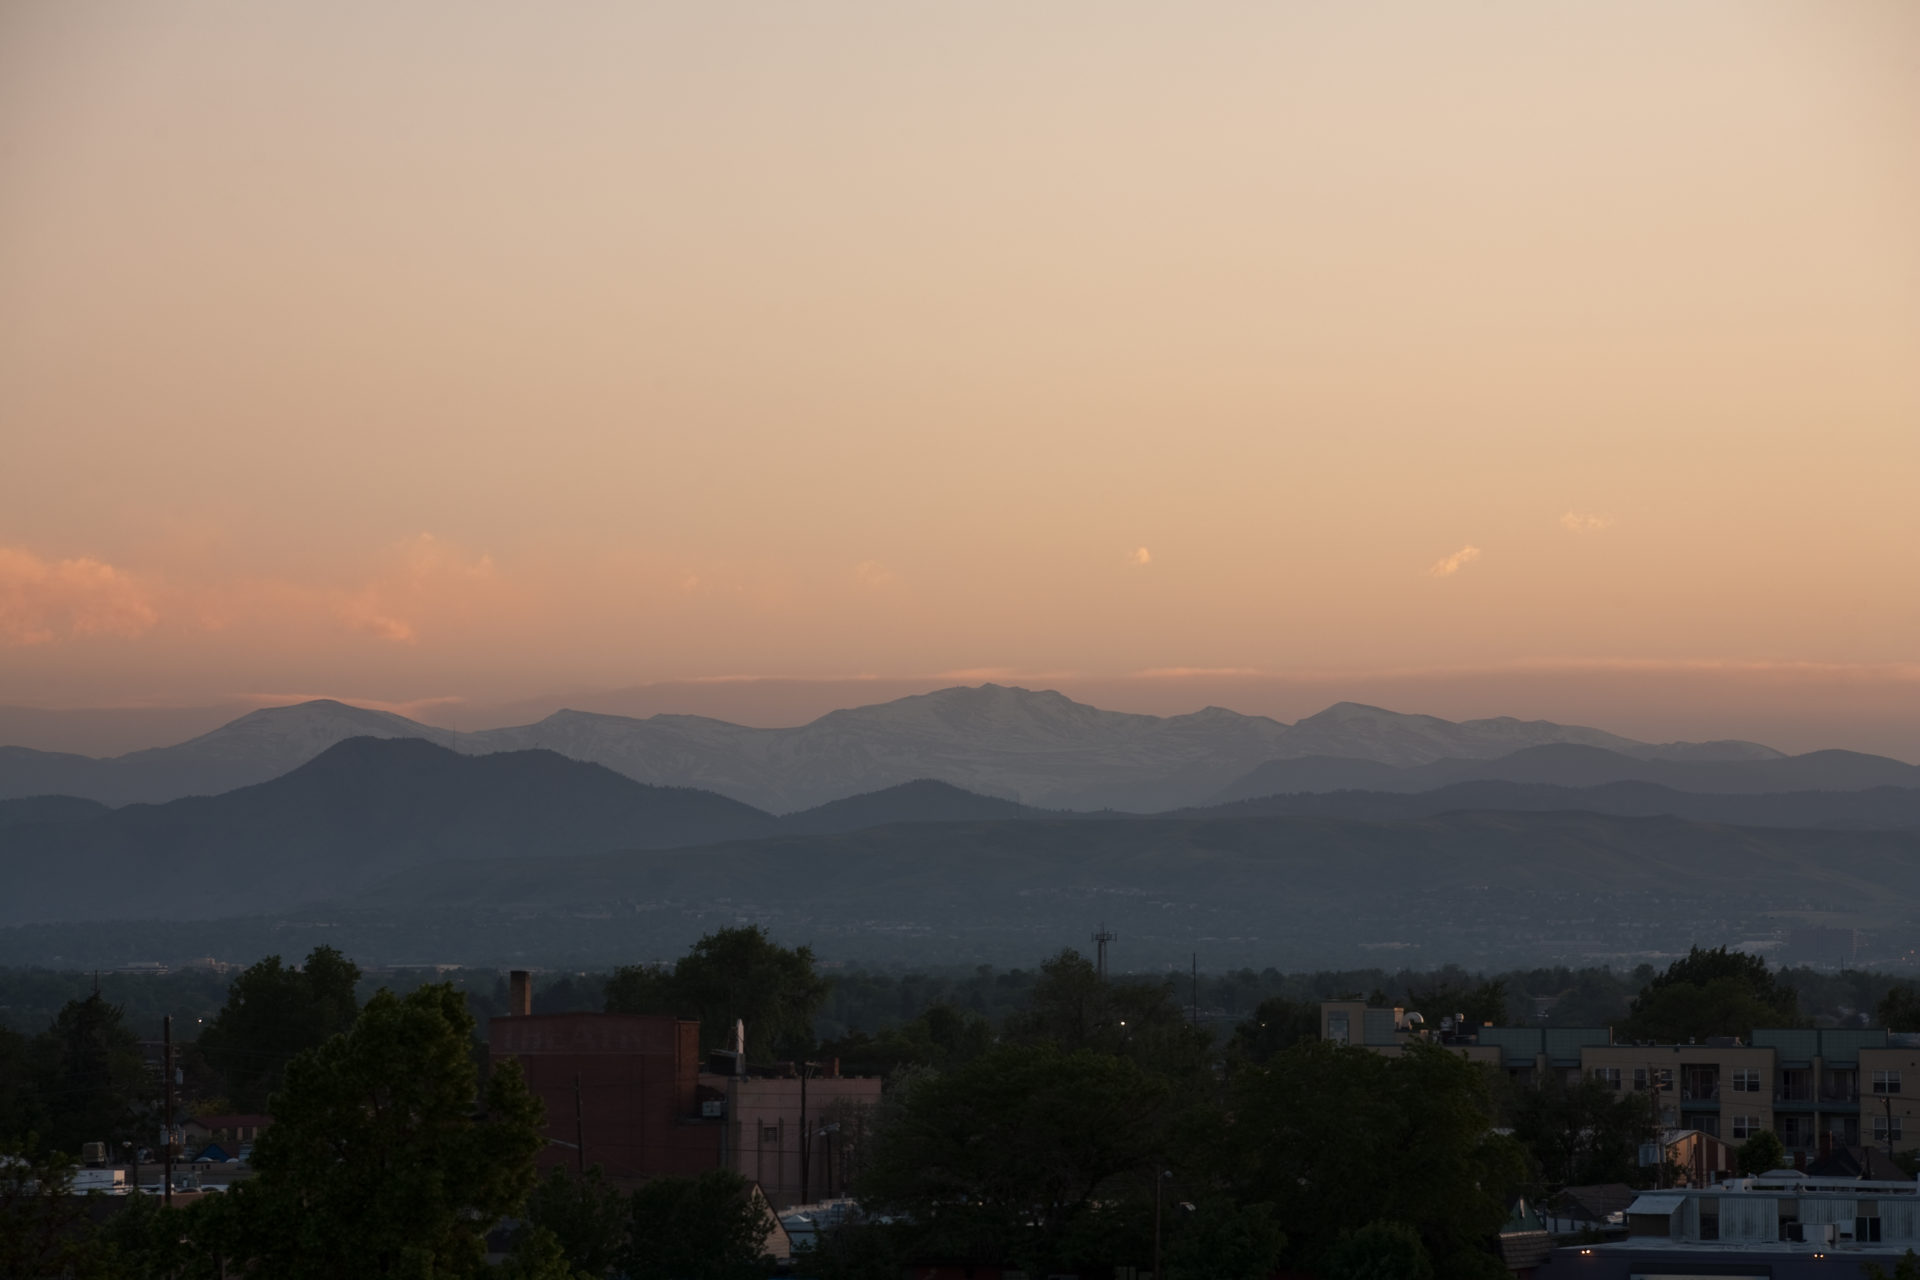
[0,737,782,924]
[778,778,1066,833]
[1182,780,1920,828]
[1213,743,1920,803]
[336,809,1920,968]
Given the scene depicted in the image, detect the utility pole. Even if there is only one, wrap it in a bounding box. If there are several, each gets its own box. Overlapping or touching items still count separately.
[799,1062,812,1205]
[1886,1094,1897,1172]
[573,1073,585,1175]
[1153,1164,1164,1280]
[1190,953,1198,1028]
[163,1015,173,1209]
[1092,925,1115,980]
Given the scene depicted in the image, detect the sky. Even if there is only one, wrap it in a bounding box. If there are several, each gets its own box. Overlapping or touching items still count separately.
[3,3,1918,756]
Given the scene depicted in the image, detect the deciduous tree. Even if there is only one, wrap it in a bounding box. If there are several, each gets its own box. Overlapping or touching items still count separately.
[31,992,145,1157]
[857,1042,1171,1269]
[606,927,828,1061]
[1621,948,1798,1042]
[222,983,546,1278]
[197,945,362,1111]
[1229,1040,1525,1280]
[623,1168,776,1280]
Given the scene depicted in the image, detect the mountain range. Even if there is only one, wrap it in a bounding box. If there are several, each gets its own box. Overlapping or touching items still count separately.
[5,684,1877,813]
[0,739,1067,924]
[8,730,1920,933]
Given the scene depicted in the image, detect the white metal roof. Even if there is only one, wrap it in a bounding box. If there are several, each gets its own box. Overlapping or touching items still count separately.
[1626,1194,1686,1215]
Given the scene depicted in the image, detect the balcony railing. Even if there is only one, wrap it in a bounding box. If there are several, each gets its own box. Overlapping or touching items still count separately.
[1819,1087,1860,1103]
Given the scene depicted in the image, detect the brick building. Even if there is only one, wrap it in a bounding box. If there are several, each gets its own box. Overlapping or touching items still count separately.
[489,972,721,1182]
[488,971,881,1200]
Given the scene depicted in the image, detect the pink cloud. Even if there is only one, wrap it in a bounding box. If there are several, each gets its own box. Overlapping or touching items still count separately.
[1427,545,1482,578]
[0,547,160,645]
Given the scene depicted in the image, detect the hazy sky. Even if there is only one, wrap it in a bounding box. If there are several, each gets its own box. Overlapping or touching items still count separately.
[3,3,1917,752]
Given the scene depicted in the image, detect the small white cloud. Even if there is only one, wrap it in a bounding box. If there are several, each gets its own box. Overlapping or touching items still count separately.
[1561,511,1615,534]
[1427,545,1482,578]
[1130,547,1152,567]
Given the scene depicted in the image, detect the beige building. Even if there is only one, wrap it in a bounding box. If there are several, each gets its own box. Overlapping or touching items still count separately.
[700,1065,881,1210]
[1322,1003,1920,1161]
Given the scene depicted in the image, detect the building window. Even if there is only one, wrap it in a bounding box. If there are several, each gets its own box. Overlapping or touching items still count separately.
[1732,1115,1762,1140]
[1594,1067,1622,1090]
[1874,1070,1902,1095]
[1733,1069,1761,1093]
[1635,1067,1673,1092]
[760,1124,780,1143]
[1327,1014,1349,1045]
[1874,1116,1904,1143]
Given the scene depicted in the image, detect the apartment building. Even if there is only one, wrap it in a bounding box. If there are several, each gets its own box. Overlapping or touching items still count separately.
[1321,1003,1920,1161]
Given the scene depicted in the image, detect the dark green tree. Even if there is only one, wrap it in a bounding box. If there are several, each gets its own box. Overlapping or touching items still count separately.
[1003,949,1211,1084]
[857,1042,1171,1269]
[519,1164,629,1277]
[0,1140,115,1278]
[0,1026,49,1146]
[31,991,145,1156]
[1621,948,1798,1042]
[1229,1040,1526,1280]
[197,945,362,1112]
[1737,1129,1787,1176]
[1163,1198,1287,1280]
[1865,1251,1920,1280]
[1228,996,1322,1064]
[606,926,829,1061]
[622,1168,776,1280]
[1406,978,1511,1029]
[1879,986,1920,1032]
[219,983,546,1278]
[1508,1075,1657,1190]
[819,1002,994,1076]
[500,1226,588,1280]
[1323,1220,1436,1280]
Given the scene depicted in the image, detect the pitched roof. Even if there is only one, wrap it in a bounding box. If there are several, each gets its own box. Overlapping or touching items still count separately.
[1556,1183,1638,1221]
[1806,1145,1906,1181]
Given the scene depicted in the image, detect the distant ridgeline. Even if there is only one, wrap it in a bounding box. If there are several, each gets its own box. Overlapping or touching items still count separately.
[1,687,1917,969]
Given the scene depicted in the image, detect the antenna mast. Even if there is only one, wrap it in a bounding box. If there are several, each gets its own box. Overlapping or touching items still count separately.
[1092,924,1115,980]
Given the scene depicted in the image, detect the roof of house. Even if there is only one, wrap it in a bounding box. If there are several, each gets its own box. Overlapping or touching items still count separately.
[1556,1183,1639,1221]
[1805,1145,1906,1181]
[1499,1231,1553,1271]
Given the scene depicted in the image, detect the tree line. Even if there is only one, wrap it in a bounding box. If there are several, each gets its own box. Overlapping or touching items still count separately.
[1,931,1911,1277]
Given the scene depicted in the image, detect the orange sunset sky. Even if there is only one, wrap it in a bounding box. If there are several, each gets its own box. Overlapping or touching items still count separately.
[2,3,1917,755]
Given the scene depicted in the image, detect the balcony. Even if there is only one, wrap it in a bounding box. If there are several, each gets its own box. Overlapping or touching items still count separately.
[1819,1087,1860,1104]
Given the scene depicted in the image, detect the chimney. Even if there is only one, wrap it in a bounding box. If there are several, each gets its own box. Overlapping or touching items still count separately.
[509,970,532,1017]
[732,1019,745,1057]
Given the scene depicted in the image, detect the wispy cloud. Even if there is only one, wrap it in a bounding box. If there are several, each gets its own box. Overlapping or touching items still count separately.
[330,533,499,643]
[1130,547,1152,566]
[1427,545,1482,578]
[1561,511,1615,534]
[0,547,160,645]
